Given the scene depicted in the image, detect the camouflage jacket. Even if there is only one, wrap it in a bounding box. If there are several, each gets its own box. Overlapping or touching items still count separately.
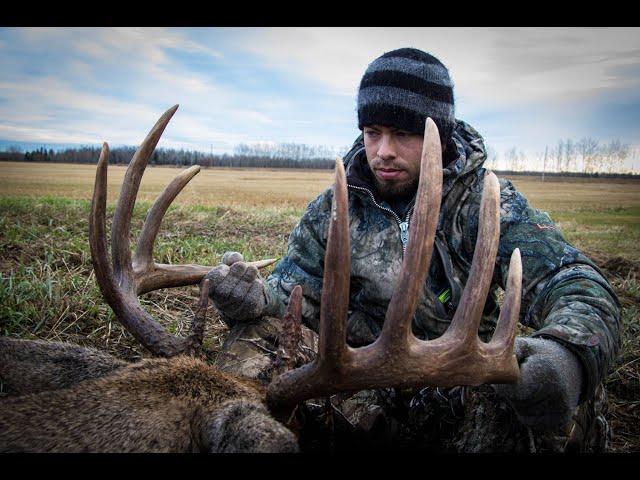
[263,120,621,402]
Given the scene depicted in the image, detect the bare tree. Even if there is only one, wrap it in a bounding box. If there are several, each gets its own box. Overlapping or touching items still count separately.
[577,137,600,173]
[554,139,564,173]
[564,139,576,172]
[485,144,499,170]
[600,139,630,174]
[505,147,519,172]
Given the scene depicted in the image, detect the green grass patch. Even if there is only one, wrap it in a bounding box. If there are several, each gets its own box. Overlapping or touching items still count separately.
[549,206,640,263]
[0,195,300,359]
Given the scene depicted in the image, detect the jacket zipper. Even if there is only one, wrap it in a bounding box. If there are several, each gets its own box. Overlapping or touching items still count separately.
[347,184,414,254]
[348,182,458,316]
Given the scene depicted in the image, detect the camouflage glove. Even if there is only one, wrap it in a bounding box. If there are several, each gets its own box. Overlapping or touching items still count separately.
[206,252,267,327]
[492,337,583,431]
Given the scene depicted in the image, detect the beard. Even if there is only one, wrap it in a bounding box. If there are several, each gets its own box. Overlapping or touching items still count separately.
[373,176,419,201]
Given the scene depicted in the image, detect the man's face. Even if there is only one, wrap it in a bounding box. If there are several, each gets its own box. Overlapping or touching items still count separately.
[363,125,423,200]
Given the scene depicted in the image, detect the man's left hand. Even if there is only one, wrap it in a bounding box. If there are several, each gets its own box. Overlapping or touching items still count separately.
[492,337,583,431]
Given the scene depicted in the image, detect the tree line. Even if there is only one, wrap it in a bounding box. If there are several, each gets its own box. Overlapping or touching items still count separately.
[0,142,348,170]
[485,137,635,174]
[0,137,636,174]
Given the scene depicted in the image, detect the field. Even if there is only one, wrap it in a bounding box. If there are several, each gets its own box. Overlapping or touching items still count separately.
[1,161,639,451]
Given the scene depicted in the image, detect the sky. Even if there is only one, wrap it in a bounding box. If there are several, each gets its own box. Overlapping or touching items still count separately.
[1,27,639,172]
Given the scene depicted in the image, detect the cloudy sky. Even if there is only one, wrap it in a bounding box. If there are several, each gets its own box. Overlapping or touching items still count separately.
[1,27,639,171]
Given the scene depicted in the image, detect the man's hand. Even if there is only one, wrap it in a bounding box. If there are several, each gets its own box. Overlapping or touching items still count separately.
[206,252,267,326]
[492,337,583,431]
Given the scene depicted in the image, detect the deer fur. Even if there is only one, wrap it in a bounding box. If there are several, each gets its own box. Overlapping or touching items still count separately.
[0,338,298,453]
[0,337,127,396]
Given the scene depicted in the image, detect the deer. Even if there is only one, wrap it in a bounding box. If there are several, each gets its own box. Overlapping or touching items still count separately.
[0,105,523,453]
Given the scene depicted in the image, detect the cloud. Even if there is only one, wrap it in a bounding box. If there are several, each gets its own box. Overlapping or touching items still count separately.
[19,27,223,65]
[0,28,288,151]
[233,28,640,110]
[1,27,639,171]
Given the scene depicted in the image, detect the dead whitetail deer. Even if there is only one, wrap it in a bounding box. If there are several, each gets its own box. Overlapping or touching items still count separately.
[0,106,522,453]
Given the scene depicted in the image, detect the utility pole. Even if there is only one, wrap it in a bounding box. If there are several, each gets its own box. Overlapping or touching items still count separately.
[542,145,548,183]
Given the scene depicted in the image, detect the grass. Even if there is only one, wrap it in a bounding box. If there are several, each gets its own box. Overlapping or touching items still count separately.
[0,194,301,360]
[0,161,333,210]
[1,162,639,451]
[550,208,640,263]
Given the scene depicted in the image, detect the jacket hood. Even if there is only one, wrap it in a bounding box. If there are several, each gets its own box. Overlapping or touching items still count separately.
[444,119,488,179]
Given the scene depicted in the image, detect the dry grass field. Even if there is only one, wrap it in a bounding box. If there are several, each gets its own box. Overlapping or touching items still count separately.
[0,161,334,210]
[1,161,639,451]
[2,160,638,208]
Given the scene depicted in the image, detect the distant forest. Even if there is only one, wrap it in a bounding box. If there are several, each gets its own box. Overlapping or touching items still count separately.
[1,137,638,178]
[0,142,341,170]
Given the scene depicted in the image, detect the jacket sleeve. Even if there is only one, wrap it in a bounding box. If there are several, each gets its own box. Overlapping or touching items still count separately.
[262,188,333,333]
[480,176,621,402]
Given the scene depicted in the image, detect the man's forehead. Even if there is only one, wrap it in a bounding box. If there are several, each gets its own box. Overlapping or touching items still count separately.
[364,124,413,133]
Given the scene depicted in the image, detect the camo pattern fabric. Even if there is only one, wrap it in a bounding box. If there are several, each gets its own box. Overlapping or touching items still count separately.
[213,316,611,452]
[262,119,621,403]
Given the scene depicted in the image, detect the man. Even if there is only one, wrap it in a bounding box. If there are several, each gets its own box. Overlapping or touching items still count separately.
[206,48,621,452]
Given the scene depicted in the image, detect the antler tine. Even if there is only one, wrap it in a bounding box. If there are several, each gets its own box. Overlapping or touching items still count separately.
[379,118,443,351]
[443,171,501,343]
[90,143,117,306]
[185,278,210,353]
[89,141,186,357]
[318,158,351,363]
[488,248,522,351]
[111,104,179,290]
[266,160,352,411]
[275,285,303,373]
[131,152,277,295]
[135,258,278,296]
[134,164,201,272]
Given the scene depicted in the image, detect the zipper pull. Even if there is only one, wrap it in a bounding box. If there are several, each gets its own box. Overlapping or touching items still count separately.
[399,221,409,246]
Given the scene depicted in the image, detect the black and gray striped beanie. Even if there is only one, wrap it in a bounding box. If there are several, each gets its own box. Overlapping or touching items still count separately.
[357,48,455,145]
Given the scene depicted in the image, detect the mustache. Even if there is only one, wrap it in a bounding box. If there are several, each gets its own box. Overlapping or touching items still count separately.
[370,159,405,170]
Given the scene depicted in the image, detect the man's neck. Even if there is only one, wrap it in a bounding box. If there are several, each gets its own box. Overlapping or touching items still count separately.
[384,192,416,219]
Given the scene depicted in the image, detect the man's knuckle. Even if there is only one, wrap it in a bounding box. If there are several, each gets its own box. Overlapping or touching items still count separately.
[229,262,247,276]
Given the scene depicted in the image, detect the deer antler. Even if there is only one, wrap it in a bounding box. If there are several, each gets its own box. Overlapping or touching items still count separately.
[89,104,276,357]
[267,118,522,410]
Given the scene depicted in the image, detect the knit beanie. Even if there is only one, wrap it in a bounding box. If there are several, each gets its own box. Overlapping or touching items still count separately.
[357,48,456,146]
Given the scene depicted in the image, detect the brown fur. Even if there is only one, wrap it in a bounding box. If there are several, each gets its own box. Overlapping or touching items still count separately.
[0,340,298,453]
[0,337,127,395]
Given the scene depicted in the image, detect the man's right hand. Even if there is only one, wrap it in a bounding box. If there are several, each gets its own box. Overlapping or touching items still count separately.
[206,252,267,325]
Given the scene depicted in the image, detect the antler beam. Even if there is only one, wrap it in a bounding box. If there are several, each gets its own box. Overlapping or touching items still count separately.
[89,105,276,357]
